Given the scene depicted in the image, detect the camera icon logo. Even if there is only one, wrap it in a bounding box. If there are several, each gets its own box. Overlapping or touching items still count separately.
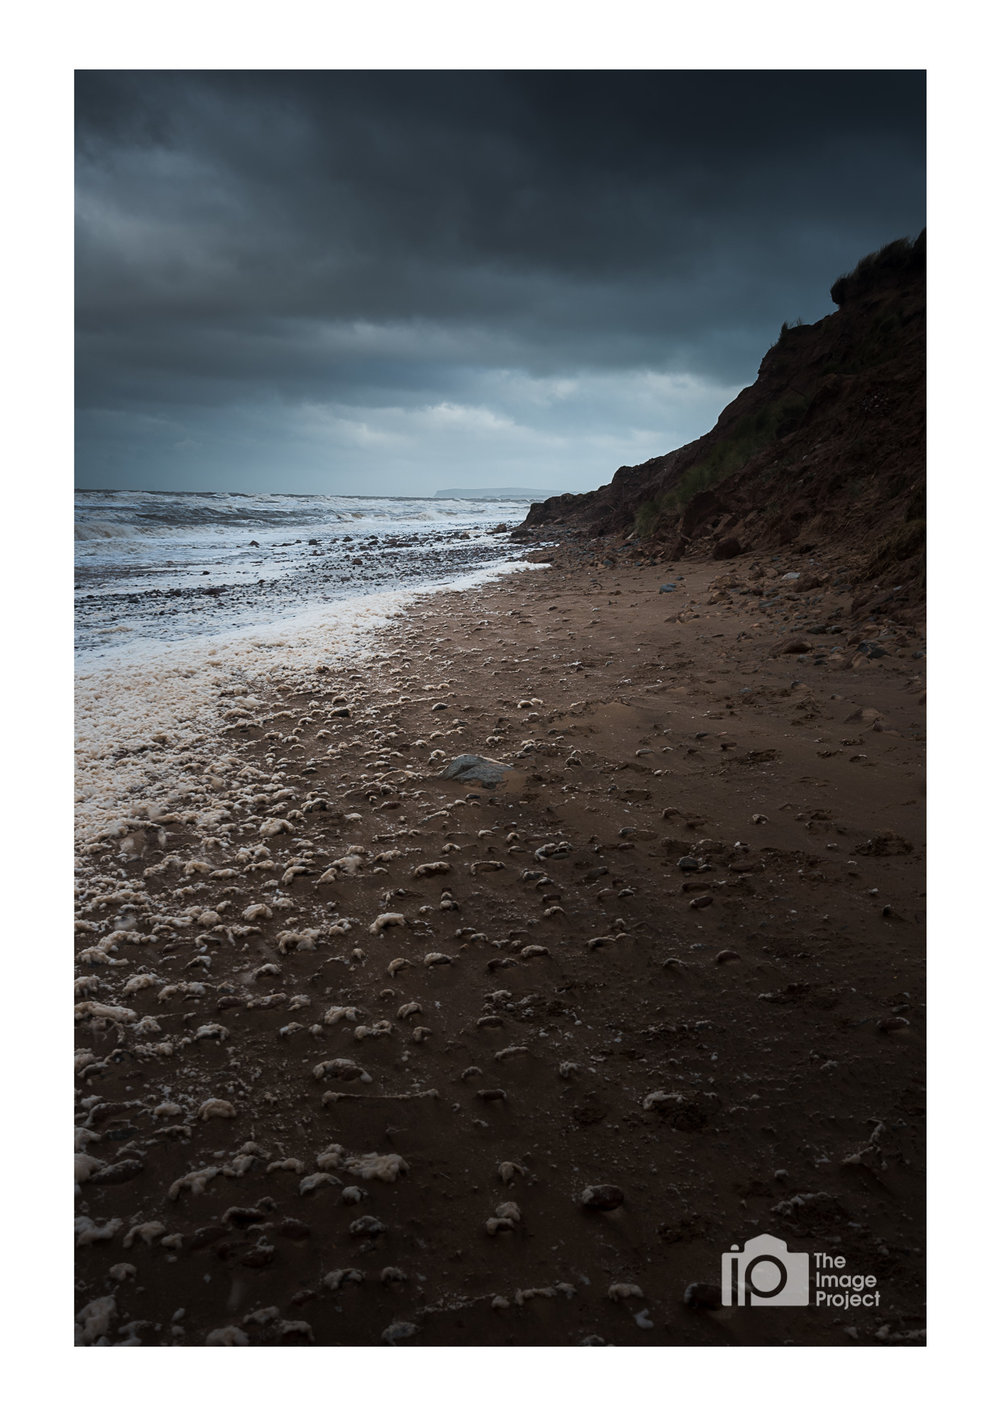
[722,1233,811,1306]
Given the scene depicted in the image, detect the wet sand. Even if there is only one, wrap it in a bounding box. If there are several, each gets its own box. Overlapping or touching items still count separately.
[74,547,925,1346]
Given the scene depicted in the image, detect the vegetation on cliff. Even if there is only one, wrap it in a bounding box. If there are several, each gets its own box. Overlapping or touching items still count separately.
[520,234,925,599]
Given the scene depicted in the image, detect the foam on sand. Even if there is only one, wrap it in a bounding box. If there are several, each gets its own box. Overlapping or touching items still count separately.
[75,562,542,843]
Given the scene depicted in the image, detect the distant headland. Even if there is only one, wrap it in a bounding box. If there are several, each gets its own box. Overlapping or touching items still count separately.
[435,486,572,501]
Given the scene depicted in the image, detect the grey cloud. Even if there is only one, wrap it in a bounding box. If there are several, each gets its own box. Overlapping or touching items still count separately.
[75,70,925,494]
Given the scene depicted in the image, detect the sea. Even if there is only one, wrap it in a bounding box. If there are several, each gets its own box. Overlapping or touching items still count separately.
[75,488,539,659]
[74,488,544,840]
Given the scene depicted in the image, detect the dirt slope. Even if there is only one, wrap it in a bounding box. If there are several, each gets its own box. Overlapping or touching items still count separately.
[520,236,925,611]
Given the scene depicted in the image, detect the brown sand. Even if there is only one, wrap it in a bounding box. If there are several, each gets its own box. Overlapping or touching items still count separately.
[74,549,925,1346]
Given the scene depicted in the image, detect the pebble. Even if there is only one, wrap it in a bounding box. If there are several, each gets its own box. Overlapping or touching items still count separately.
[683,1282,723,1310]
[440,755,512,786]
[312,1058,371,1082]
[349,1215,387,1237]
[581,1184,625,1211]
[369,913,406,935]
[381,1321,418,1344]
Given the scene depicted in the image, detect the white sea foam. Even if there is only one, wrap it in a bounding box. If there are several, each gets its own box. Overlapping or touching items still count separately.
[74,559,543,843]
[75,488,536,655]
[75,489,531,549]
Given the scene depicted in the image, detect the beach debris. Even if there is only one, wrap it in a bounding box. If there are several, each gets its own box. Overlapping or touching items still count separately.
[123,1221,167,1248]
[75,1296,117,1345]
[299,1172,341,1196]
[369,913,407,935]
[324,1005,362,1025]
[75,1216,124,1246]
[494,1044,529,1062]
[312,1058,372,1082]
[354,1020,393,1039]
[168,1166,221,1200]
[381,1321,418,1344]
[206,1327,249,1346]
[349,1214,388,1237]
[323,1268,364,1292]
[486,1200,522,1234]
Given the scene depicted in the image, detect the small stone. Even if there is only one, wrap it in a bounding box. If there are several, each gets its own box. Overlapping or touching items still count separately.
[713,536,742,559]
[349,1215,387,1237]
[277,1218,311,1240]
[440,754,513,786]
[381,1321,418,1344]
[241,1244,276,1268]
[684,1282,722,1310]
[93,1158,144,1185]
[581,1184,625,1211]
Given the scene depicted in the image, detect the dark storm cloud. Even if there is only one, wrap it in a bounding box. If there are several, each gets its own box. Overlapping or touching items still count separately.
[75,70,925,493]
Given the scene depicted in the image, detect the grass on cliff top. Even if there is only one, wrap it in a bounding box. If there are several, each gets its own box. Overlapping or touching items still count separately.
[633,393,810,539]
[830,230,925,307]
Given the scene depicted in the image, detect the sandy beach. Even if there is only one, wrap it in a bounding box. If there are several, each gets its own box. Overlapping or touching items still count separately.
[74,542,925,1346]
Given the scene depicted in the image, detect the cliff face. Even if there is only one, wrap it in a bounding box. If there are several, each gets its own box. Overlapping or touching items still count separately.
[520,235,925,598]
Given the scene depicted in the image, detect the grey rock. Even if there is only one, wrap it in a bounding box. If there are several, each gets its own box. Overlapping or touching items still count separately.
[440,754,513,786]
[581,1184,625,1211]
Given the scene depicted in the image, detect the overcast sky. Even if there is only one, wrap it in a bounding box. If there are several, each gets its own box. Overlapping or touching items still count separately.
[75,70,925,497]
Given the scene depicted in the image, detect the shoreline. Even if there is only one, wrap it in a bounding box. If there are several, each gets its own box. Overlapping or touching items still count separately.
[74,546,925,1346]
[74,558,547,844]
